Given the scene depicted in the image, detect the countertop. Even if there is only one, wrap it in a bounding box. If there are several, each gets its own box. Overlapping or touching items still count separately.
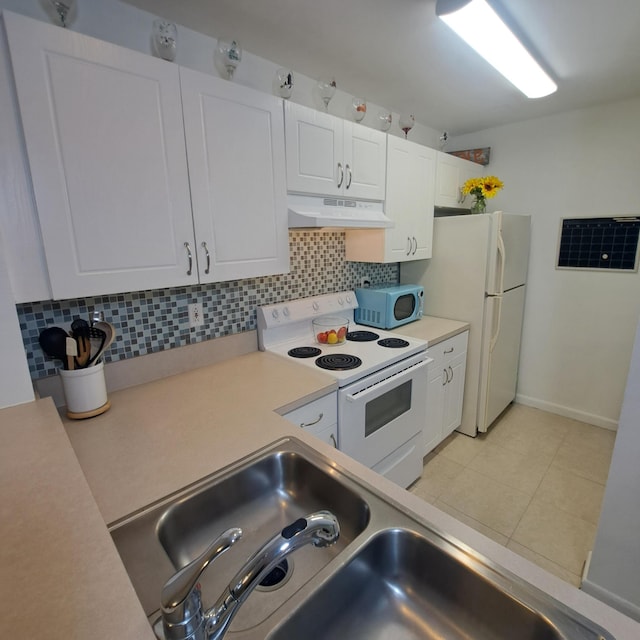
[392,315,469,344]
[2,322,640,639]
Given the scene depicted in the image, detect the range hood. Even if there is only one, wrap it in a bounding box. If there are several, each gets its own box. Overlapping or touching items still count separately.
[288,194,393,229]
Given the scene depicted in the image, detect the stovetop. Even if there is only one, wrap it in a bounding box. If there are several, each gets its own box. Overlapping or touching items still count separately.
[257,291,427,387]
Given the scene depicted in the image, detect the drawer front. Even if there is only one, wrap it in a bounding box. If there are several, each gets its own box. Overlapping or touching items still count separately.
[433,331,468,361]
[282,393,337,430]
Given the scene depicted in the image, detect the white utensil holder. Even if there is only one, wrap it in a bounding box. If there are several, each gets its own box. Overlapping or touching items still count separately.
[59,361,110,419]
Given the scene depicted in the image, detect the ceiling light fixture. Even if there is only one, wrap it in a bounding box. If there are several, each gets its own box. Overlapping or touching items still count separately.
[435,0,557,99]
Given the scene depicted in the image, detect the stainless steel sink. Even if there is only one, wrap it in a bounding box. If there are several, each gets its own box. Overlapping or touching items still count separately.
[111,437,615,640]
[109,439,370,630]
[268,527,610,640]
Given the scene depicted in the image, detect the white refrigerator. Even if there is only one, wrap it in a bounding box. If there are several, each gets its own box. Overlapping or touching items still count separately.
[401,211,531,436]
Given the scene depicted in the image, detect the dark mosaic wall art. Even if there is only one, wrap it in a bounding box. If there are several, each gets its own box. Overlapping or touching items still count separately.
[19,231,398,379]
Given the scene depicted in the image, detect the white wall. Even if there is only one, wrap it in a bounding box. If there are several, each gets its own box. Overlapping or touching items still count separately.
[582,314,640,621]
[450,98,640,429]
[0,228,34,407]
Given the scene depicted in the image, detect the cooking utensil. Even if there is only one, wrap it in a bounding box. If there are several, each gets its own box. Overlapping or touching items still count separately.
[90,320,115,365]
[86,326,107,367]
[71,318,91,368]
[38,327,71,369]
[66,336,77,371]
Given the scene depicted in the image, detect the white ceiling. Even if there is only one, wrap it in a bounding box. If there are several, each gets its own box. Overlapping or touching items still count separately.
[123,0,640,135]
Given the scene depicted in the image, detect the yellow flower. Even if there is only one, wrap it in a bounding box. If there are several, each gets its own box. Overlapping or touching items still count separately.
[481,176,504,199]
[461,175,504,199]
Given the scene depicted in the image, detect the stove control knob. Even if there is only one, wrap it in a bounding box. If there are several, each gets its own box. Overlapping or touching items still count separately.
[271,309,279,320]
[312,301,319,311]
[283,307,290,317]
[346,294,353,304]
[338,297,344,305]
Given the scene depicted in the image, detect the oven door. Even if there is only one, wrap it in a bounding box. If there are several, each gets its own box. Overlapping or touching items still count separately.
[338,352,429,481]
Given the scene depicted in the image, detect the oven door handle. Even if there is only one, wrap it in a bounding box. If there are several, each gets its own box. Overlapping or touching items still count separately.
[344,359,429,402]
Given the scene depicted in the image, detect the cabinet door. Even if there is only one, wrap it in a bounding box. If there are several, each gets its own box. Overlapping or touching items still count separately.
[443,350,467,437]
[284,102,342,196]
[5,12,196,299]
[409,143,436,260]
[434,152,483,208]
[181,68,289,282]
[384,136,415,261]
[343,121,386,200]
[424,369,445,455]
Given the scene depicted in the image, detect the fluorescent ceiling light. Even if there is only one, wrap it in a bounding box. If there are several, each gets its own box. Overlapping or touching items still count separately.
[436,0,557,98]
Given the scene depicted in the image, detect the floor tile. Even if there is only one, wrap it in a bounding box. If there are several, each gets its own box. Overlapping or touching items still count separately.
[535,466,605,525]
[438,467,531,537]
[433,500,508,545]
[551,439,613,485]
[506,541,582,587]
[467,443,551,495]
[410,455,464,501]
[436,432,486,466]
[563,421,617,454]
[511,498,596,575]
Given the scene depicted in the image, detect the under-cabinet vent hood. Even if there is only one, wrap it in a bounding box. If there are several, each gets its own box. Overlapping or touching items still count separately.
[288,194,393,229]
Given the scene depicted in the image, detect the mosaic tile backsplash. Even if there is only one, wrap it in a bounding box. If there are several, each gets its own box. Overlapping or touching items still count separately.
[19,231,398,379]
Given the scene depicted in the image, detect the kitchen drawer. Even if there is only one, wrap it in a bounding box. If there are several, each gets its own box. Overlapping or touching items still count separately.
[281,393,337,431]
[428,331,468,360]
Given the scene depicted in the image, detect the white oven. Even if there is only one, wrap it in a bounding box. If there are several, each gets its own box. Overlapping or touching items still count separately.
[338,352,429,488]
[257,291,430,488]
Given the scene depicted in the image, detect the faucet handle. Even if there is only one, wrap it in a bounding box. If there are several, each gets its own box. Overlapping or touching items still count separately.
[161,527,242,635]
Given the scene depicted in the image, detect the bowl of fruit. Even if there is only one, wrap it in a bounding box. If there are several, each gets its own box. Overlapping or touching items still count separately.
[312,316,349,346]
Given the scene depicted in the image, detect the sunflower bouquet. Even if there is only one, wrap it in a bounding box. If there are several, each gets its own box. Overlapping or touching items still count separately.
[461,176,504,213]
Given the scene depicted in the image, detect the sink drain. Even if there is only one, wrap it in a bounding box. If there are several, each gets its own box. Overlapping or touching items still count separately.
[256,558,293,592]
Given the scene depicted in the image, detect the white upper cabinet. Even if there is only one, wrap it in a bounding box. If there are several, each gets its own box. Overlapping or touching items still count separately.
[345,137,436,263]
[284,102,386,201]
[180,68,289,283]
[5,12,197,299]
[434,151,484,209]
[3,12,289,300]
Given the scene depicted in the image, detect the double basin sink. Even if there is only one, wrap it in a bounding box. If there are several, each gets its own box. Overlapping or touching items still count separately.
[110,438,614,640]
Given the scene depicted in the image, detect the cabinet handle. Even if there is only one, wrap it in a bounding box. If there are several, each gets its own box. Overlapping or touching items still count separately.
[448,366,453,382]
[337,162,344,188]
[345,164,352,189]
[412,236,418,255]
[444,347,454,354]
[300,412,323,428]
[443,369,448,385]
[201,241,211,275]
[330,433,338,448]
[406,237,412,256]
[184,242,193,276]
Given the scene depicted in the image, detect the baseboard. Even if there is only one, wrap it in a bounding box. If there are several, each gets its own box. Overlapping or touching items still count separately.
[515,394,618,431]
[581,577,640,623]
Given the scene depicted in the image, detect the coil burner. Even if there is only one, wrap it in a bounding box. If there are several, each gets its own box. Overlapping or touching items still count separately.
[315,354,362,371]
[377,337,410,349]
[288,346,322,358]
[346,330,380,342]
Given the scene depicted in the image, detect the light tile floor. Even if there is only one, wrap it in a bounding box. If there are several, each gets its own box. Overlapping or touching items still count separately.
[409,403,616,586]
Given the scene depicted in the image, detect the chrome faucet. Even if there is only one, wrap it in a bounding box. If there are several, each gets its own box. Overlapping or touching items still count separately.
[157,510,340,640]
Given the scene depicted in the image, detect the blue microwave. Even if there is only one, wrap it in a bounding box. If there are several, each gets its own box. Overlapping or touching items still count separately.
[354,284,424,329]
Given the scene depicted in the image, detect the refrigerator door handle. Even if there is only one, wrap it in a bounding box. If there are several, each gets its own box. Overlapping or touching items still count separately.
[489,295,503,352]
[496,230,506,294]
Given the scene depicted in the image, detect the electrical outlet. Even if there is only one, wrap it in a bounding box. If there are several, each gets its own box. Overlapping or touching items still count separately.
[188,303,204,329]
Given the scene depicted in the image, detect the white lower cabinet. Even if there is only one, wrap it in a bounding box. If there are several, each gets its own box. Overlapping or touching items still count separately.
[281,393,338,449]
[424,331,468,455]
